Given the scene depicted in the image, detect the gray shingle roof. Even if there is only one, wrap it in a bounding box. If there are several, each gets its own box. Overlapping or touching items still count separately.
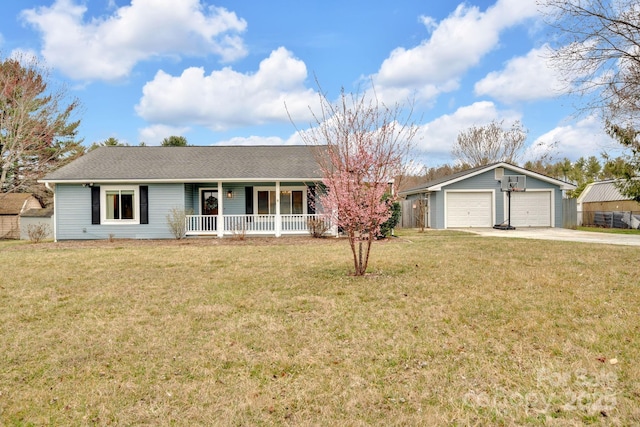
[399,164,489,195]
[41,145,325,182]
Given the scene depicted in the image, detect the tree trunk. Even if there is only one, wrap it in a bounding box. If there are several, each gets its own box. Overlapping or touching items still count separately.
[0,164,8,192]
[348,233,370,276]
[348,232,359,275]
[347,234,374,276]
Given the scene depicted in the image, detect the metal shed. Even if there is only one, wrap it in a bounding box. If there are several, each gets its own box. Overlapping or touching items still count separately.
[577,180,640,228]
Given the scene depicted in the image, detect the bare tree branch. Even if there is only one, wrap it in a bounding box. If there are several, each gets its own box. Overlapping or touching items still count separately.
[0,54,83,203]
[542,0,640,199]
[542,0,640,121]
[451,120,528,167]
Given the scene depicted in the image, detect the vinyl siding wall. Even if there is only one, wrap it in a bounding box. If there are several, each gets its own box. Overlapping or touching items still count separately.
[20,216,53,240]
[55,182,321,240]
[190,182,312,215]
[405,168,564,229]
[55,183,184,240]
[184,184,195,213]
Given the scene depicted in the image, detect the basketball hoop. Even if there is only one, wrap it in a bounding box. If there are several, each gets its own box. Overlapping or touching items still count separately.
[494,175,527,230]
[501,175,526,192]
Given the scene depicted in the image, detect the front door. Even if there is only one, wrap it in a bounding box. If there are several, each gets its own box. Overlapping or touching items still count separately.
[202,190,219,216]
[201,190,218,231]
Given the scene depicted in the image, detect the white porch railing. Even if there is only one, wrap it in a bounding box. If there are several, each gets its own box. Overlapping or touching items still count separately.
[186,215,218,235]
[224,215,275,234]
[185,214,333,236]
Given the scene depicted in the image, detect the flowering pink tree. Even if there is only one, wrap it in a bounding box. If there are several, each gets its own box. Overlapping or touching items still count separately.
[298,89,417,276]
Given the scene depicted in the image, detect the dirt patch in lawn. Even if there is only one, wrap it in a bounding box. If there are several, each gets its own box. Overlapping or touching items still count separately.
[3,235,356,251]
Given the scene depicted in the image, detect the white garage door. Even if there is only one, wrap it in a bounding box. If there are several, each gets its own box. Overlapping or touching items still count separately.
[510,191,551,227]
[446,192,492,228]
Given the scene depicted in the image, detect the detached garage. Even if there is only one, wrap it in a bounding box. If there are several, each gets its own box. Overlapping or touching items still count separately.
[400,163,575,229]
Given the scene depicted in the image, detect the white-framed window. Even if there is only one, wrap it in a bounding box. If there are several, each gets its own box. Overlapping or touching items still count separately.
[101,185,140,224]
[254,187,306,215]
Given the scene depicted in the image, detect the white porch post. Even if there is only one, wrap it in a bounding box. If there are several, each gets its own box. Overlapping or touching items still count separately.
[275,181,281,237]
[217,181,224,237]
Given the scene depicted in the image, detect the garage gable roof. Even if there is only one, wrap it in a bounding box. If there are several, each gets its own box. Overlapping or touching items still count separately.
[400,162,576,196]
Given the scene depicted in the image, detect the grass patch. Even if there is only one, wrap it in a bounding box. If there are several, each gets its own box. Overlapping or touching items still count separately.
[578,226,640,235]
[1,231,639,425]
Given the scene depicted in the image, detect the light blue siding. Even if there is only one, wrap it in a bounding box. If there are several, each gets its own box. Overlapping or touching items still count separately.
[189,183,251,215]
[55,181,323,239]
[404,167,566,229]
[184,184,195,213]
[190,182,312,215]
[55,183,184,240]
[222,183,250,215]
[428,193,437,228]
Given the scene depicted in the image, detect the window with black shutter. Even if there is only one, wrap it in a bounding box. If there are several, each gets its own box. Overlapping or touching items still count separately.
[140,186,148,224]
[91,186,101,224]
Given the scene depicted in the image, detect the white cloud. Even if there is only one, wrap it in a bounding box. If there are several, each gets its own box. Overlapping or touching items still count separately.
[216,135,293,146]
[527,114,616,161]
[138,124,190,146]
[135,47,319,130]
[414,101,522,165]
[373,0,538,103]
[475,45,567,102]
[21,0,247,81]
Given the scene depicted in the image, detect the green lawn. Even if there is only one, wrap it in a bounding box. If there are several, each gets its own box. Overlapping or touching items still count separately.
[1,231,639,426]
[578,226,640,235]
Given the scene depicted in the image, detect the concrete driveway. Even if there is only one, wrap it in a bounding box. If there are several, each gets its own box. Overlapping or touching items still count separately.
[463,227,640,246]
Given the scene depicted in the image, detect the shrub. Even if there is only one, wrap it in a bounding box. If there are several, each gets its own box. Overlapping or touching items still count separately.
[378,200,401,239]
[166,207,192,239]
[307,218,330,238]
[27,223,50,243]
[231,224,246,240]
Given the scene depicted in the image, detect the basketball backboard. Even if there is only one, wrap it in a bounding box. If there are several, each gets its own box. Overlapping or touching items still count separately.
[501,175,526,192]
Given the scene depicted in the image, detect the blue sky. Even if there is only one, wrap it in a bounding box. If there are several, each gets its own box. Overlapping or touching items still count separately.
[0,0,621,167]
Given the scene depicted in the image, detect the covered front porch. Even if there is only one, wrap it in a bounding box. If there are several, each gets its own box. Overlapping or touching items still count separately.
[184,181,334,237]
[185,213,333,237]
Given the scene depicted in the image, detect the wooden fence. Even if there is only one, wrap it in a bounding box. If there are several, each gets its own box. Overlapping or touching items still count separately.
[399,199,428,229]
[563,198,577,229]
